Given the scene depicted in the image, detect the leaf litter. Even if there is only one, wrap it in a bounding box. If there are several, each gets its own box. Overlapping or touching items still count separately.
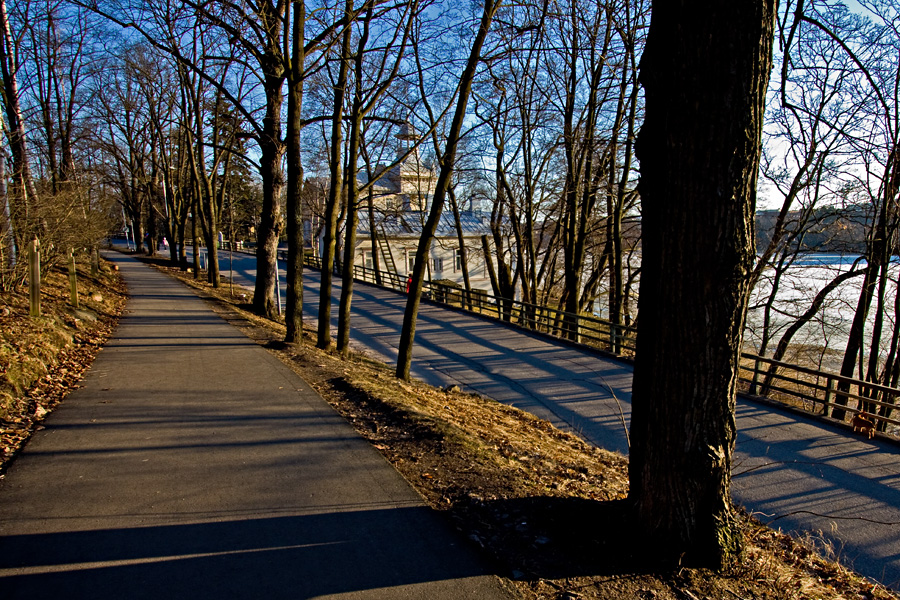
[0,255,127,474]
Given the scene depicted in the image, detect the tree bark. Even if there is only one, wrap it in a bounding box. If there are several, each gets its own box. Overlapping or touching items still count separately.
[285,0,306,344]
[253,72,286,318]
[629,0,776,569]
[252,2,287,319]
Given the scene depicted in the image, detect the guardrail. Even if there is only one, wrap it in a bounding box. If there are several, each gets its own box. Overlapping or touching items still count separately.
[316,257,638,357]
[739,354,900,436]
[300,253,900,438]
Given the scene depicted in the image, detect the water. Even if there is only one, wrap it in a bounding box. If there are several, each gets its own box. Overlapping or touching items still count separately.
[745,253,899,371]
[590,252,899,373]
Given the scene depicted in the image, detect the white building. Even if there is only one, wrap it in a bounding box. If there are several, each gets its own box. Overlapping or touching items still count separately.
[351,126,493,292]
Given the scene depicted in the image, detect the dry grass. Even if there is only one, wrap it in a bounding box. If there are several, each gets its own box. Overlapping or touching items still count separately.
[0,255,127,472]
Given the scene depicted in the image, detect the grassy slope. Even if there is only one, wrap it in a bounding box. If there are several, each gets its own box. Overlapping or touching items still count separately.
[0,256,127,472]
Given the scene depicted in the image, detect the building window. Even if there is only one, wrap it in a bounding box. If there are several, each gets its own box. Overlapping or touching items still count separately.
[454,248,463,272]
[407,250,416,274]
[433,257,443,274]
[362,250,373,270]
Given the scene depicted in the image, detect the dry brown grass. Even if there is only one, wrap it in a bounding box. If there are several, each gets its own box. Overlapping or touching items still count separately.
[0,255,126,472]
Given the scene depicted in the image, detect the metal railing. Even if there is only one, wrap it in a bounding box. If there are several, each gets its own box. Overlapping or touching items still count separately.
[302,254,638,356]
[739,354,900,436]
[302,254,900,438]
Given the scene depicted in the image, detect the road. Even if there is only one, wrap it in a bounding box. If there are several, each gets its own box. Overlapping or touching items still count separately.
[0,253,514,600]
[216,249,900,589]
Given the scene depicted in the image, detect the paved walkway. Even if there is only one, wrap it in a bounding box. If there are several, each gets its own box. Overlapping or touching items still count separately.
[0,254,513,600]
[108,248,900,589]
[273,262,899,590]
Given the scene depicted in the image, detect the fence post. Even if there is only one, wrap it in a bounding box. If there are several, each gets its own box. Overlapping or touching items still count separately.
[823,377,835,416]
[68,249,79,308]
[28,238,40,317]
[91,246,100,278]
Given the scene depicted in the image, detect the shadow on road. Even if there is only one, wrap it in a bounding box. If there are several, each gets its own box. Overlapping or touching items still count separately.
[0,506,494,599]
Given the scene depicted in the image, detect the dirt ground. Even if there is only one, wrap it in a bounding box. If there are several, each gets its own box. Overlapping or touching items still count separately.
[2,254,897,600]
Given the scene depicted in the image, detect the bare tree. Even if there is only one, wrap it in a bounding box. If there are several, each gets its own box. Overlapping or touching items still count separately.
[315,0,353,350]
[336,0,418,356]
[470,0,646,341]
[778,1,900,419]
[284,0,306,344]
[746,4,869,378]
[0,0,39,251]
[395,0,499,380]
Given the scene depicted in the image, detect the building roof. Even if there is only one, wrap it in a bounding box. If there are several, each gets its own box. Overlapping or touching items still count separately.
[358,209,492,239]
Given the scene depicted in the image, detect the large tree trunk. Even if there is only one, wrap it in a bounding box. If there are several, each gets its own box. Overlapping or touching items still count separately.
[629,0,776,569]
[253,74,285,318]
[252,3,287,319]
[284,0,305,344]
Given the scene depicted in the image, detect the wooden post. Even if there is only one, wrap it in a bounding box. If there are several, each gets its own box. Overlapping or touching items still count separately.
[68,249,79,308]
[823,377,835,416]
[91,246,100,278]
[28,238,40,317]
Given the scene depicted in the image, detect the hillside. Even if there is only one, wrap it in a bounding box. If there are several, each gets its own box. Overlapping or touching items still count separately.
[0,256,127,472]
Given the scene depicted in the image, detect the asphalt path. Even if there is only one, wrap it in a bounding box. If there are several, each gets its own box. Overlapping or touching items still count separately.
[216,249,900,590]
[0,253,514,600]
